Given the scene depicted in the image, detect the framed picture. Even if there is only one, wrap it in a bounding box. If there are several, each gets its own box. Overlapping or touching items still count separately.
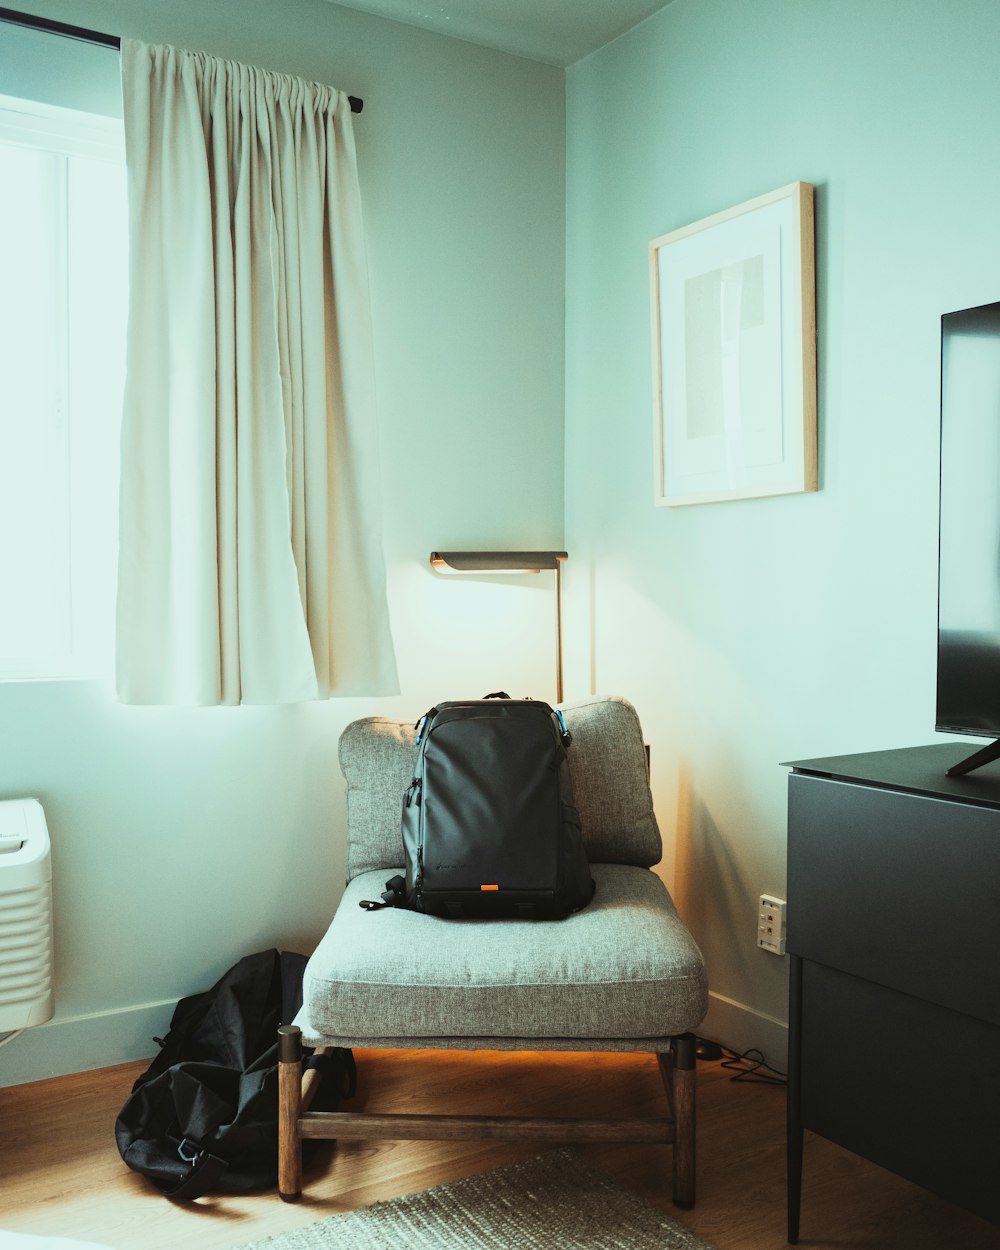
[649,181,816,507]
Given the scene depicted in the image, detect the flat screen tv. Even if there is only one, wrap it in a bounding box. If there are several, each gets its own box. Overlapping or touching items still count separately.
[937,299,1000,775]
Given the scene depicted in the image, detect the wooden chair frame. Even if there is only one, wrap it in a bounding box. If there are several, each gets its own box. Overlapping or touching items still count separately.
[276,1026,698,1207]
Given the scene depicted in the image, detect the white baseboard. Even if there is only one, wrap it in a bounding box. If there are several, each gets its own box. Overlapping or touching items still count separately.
[699,990,788,1073]
[0,999,174,1088]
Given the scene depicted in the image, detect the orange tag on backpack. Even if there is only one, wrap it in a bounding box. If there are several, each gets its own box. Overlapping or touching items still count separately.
[480,884,499,892]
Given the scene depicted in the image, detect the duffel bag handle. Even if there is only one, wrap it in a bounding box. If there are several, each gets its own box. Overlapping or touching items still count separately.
[157,1139,230,1201]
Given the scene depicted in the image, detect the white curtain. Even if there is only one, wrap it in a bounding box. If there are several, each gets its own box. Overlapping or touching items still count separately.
[116,39,398,705]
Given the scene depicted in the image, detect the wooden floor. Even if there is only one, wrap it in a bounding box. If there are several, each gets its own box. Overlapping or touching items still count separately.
[1,1048,998,1250]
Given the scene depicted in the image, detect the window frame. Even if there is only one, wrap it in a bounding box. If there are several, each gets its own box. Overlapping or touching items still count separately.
[0,94,126,682]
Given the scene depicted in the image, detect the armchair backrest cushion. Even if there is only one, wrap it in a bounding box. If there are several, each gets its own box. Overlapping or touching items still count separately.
[339,695,661,881]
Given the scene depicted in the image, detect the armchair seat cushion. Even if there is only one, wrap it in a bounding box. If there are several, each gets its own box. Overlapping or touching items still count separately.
[298,863,707,1046]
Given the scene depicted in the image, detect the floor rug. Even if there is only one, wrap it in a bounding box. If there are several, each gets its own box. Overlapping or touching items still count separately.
[233,1149,718,1250]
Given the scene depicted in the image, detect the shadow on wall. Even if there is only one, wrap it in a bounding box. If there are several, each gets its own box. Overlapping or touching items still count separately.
[671,759,761,995]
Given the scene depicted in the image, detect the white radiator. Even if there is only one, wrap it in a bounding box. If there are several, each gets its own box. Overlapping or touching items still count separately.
[0,798,54,1032]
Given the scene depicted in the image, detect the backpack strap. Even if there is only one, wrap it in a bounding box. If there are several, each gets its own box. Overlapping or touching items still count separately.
[414,705,439,744]
[359,874,406,911]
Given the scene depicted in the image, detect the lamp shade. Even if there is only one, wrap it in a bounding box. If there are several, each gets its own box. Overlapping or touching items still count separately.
[429,551,567,574]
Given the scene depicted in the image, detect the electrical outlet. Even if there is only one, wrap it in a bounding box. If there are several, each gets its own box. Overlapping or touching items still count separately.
[757,894,786,955]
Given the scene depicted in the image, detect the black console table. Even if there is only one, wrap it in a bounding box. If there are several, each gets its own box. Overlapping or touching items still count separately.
[785,744,1000,1243]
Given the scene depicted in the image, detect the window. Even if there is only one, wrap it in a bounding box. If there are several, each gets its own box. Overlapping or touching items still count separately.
[0,95,127,679]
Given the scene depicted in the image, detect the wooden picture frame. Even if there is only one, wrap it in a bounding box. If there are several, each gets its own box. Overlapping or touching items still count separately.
[649,181,816,507]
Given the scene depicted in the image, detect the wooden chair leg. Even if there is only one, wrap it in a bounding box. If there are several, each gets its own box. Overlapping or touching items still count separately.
[284,1032,696,1206]
[658,1033,697,1208]
[278,1025,303,1202]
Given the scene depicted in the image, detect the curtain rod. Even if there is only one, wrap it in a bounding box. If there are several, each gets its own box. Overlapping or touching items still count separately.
[0,7,365,113]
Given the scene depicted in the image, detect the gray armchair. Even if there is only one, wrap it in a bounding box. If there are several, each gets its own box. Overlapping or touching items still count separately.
[278,695,708,1204]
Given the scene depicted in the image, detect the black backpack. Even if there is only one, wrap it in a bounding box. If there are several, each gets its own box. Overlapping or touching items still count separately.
[364,695,595,919]
[115,949,355,1199]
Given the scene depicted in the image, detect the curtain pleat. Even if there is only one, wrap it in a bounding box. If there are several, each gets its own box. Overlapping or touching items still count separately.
[116,39,398,705]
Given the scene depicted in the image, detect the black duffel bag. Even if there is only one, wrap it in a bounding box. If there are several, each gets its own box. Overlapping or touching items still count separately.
[115,948,355,1199]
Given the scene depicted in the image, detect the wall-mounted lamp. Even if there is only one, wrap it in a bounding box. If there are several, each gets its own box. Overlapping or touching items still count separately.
[429,551,568,702]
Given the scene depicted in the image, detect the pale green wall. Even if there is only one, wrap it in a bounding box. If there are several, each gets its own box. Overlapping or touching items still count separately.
[564,0,1000,1060]
[8,0,997,1086]
[0,0,566,1084]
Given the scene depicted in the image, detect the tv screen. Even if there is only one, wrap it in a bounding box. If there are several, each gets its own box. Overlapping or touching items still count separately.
[937,300,1000,744]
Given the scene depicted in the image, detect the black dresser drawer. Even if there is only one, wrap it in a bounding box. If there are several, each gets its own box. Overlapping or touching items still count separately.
[799,961,1000,1225]
[787,771,1000,1027]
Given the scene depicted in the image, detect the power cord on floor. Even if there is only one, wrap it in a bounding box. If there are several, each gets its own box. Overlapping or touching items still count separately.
[695,1035,787,1085]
